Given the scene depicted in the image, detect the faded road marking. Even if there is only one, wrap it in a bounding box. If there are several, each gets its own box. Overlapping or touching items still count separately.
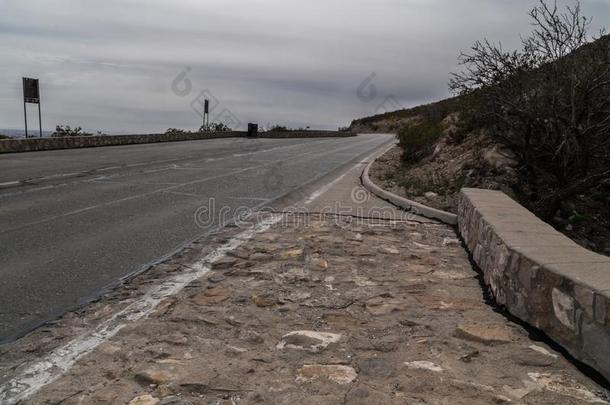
[0,143,382,403]
[0,215,282,405]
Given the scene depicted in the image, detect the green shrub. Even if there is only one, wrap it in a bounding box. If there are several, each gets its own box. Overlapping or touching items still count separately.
[397,120,442,163]
[0,134,10,140]
[269,125,289,132]
[166,123,232,136]
[200,123,232,132]
[165,128,188,136]
[52,125,92,137]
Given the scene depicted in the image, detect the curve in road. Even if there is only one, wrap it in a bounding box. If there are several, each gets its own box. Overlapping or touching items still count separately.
[0,134,394,342]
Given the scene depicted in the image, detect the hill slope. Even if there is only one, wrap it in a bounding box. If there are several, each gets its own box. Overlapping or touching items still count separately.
[350,35,610,256]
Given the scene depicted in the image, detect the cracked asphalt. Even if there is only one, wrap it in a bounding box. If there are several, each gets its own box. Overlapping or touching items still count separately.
[0,134,393,342]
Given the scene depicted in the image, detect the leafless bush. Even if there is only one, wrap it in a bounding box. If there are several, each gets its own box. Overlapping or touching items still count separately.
[450,0,610,219]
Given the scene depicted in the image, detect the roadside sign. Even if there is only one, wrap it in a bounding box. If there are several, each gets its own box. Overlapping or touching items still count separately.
[22,77,42,138]
[248,123,258,138]
[23,78,40,103]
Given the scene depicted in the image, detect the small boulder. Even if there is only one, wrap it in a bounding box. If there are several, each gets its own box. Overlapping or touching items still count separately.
[442,237,460,247]
[482,145,516,170]
[128,395,159,405]
[191,285,230,306]
[404,361,443,373]
[309,257,329,270]
[158,396,190,405]
[251,294,276,307]
[296,365,357,384]
[281,248,304,259]
[277,330,341,353]
[378,246,400,255]
[134,369,173,386]
[454,323,513,345]
[212,257,238,270]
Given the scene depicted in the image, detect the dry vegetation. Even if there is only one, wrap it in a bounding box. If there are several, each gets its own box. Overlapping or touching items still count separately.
[352,1,610,255]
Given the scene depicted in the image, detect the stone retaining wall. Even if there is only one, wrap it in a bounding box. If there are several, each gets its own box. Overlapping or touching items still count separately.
[0,131,353,154]
[258,130,352,139]
[458,188,610,381]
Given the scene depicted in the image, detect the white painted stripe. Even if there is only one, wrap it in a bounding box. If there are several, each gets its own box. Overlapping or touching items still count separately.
[37,172,81,181]
[0,181,20,188]
[0,138,390,403]
[0,215,281,405]
[303,141,392,206]
[303,169,351,205]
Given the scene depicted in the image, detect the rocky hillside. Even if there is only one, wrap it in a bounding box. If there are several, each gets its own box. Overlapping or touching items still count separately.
[350,98,460,134]
[353,110,609,256]
[349,33,610,256]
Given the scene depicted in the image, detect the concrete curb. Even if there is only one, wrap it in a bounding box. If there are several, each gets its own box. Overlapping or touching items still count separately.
[360,142,458,225]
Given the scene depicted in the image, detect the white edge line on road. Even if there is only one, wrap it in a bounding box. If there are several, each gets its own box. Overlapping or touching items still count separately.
[0,141,388,403]
[303,168,352,205]
[0,215,281,404]
[303,140,393,206]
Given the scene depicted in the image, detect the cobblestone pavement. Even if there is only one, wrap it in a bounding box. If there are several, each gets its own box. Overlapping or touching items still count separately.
[4,211,609,404]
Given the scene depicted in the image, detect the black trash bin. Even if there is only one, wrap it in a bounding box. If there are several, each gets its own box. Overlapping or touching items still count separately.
[247,123,258,138]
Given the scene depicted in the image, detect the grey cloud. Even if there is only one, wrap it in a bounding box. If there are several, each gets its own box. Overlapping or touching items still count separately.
[0,0,608,133]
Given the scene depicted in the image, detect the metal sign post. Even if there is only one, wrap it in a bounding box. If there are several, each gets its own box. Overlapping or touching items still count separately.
[203,99,210,130]
[22,77,42,138]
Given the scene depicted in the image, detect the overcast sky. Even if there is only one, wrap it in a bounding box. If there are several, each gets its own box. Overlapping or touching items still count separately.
[0,0,608,133]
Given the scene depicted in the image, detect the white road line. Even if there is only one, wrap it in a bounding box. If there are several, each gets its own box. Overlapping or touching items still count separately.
[0,215,281,405]
[163,190,205,198]
[303,141,393,206]
[35,172,81,181]
[228,196,271,201]
[0,163,274,235]
[0,181,20,188]
[0,149,378,403]
[303,169,351,205]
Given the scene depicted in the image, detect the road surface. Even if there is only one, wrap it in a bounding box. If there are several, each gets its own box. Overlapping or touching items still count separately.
[0,134,393,342]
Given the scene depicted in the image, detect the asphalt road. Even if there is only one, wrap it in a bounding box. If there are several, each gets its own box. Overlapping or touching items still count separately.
[0,134,394,342]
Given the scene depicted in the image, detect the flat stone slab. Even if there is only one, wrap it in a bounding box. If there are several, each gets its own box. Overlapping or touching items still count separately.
[296,365,357,384]
[454,323,514,345]
[276,331,342,353]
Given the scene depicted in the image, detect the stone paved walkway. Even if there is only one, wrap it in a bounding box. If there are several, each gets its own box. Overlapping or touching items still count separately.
[2,153,609,405]
[12,212,609,404]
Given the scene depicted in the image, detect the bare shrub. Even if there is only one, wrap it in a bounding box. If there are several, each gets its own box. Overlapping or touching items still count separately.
[450,0,610,219]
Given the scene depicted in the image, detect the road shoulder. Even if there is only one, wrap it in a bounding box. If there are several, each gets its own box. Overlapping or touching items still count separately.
[1,154,608,404]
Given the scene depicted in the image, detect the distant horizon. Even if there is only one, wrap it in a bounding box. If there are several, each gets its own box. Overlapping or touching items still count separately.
[0,122,343,137]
